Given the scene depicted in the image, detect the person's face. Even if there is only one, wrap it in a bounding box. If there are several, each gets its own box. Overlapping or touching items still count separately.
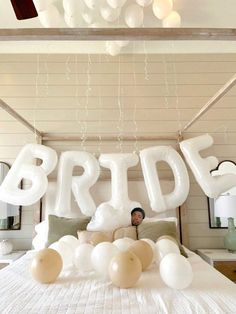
[131,211,143,226]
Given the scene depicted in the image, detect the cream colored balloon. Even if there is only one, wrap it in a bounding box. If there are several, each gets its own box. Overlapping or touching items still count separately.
[109,251,142,288]
[158,235,178,245]
[90,232,111,246]
[31,248,63,284]
[129,240,153,271]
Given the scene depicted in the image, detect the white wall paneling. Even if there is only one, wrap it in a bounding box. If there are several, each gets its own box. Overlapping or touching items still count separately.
[0,53,236,250]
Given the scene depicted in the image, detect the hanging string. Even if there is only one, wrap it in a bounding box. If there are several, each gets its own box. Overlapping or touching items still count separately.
[33,54,40,143]
[81,53,91,151]
[162,53,170,109]
[132,42,139,154]
[143,41,149,81]
[97,54,103,157]
[170,42,182,132]
[212,124,229,150]
[75,54,83,144]
[65,55,72,81]
[116,53,123,153]
[43,55,49,98]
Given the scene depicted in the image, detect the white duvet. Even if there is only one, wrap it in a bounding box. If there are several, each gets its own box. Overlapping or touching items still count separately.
[0,249,236,314]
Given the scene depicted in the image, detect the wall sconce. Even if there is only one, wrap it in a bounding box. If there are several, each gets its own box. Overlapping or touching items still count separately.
[215,195,236,253]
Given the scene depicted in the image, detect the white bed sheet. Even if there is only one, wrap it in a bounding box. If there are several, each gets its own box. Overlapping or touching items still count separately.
[0,249,236,314]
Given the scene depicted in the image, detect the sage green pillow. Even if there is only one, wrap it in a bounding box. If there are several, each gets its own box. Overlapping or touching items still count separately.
[47,214,91,246]
[137,221,188,257]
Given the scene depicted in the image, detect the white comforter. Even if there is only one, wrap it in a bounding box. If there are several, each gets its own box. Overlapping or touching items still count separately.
[0,249,236,314]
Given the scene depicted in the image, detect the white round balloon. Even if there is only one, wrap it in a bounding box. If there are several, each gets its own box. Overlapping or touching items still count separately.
[49,241,74,269]
[83,0,97,9]
[124,4,144,28]
[156,238,180,261]
[160,253,193,289]
[113,237,135,251]
[136,0,153,7]
[106,41,121,56]
[74,243,94,272]
[152,0,173,20]
[162,11,181,27]
[100,4,121,22]
[63,0,82,16]
[59,235,79,250]
[107,0,127,9]
[91,242,119,277]
[38,5,62,28]
[33,0,57,12]
[116,41,129,47]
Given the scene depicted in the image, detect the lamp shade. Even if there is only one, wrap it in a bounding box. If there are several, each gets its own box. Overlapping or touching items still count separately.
[214,195,236,219]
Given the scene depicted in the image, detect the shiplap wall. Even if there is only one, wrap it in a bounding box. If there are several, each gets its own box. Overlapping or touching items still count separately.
[0,53,236,250]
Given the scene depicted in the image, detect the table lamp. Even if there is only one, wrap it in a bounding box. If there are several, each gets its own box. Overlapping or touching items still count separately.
[215,195,236,253]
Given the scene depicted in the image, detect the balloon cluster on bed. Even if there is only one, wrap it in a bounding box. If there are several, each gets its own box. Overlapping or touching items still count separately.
[31,234,193,290]
[33,0,181,55]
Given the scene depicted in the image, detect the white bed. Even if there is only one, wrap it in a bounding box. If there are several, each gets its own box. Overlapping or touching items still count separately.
[1,179,236,314]
[0,248,236,314]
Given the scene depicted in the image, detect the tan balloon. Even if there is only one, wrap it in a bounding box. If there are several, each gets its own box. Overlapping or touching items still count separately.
[129,240,153,271]
[30,248,63,284]
[90,232,111,246]
[109,251,142,288]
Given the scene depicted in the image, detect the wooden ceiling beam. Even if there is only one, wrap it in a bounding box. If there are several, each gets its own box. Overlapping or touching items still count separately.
[0,28,236,41]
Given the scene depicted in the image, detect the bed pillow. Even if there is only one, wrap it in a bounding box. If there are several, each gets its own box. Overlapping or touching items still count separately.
[47,215,91,246]
[77,230,113,245]
[137,220,188,257]
[143,216,178,225]
[113,226,137,241]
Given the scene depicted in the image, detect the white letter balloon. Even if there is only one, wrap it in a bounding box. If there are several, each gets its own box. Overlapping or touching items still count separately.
[180,134,236,198]
[140,146,189,213]
[0,144,57,206]
[160,253,193,289]
[54,151,100,217]
[87,153,141,231]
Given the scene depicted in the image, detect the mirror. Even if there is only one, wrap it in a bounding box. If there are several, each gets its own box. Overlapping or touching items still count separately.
[208,160,236,228]
[0,162,21,230]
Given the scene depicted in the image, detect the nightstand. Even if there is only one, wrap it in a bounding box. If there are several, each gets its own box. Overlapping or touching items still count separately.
[197,249,236,283]
[0,251,26,270]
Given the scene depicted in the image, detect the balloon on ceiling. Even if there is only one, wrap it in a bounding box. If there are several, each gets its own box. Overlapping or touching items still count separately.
[15,0,182,55]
